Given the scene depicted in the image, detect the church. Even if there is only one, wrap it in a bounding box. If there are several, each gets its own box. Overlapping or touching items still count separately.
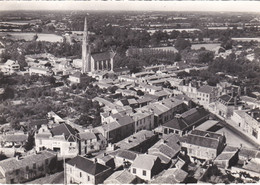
[81,17,115,74]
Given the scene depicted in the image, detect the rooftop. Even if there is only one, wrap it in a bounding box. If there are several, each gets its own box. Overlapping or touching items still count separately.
[198,85,216,94]
[50,123,78,142]
[131,154,159,170]
[109,149,138,161]
[115,130,156,150]
[0,150,56,173]
[78,132,97,141]
[180,129,224,149]
[66,156,110,176]
[104,170,136,184]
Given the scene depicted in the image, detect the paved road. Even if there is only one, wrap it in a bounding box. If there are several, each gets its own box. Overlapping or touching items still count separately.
[219,119,260,149]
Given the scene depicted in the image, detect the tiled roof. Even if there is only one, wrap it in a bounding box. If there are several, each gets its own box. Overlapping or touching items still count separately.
[182,108,209,126]
[190,129,223,140]
[131,154,159,170]
[180,133,220,149]
[0,151,56,173]
[115,130,156,150]
[66,156,110,176]
[149,134,181,163]
[151,168,188,184]
[102,121,121,132]
[109,149,138,161]
[91,51,114,62]
[104,170,136,184]
[164,108,208,131]
[78,132,97,141]
[163,118,188,131]
[215,151,237,161]
[1,134,28,142]
[198,85,215,94]
[50,123,78,142]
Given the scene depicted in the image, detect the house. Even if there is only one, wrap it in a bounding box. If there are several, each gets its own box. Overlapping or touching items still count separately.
[217,82,241,97]
[179,81,198,100]
[139,84,162,95]
[96,113,135,143]
[115,130,159,153]
[240,96,260,109]
[130,154,162,181]
[231,108,260,144]
[131,111,154,132]
[113,67,130,75]
[35,123,79,158]
[180,129,226,161]
[94,153,115,169]
[214,145,239,169]
[118,75,137,83]
[162,107,210,136]
[0,132,28,148]
[148,134,181,165]
[104,170,140,184]
[136,97,187,127]
[132,71,154,78]
[68,71,82,83]
[151,168,188,184]
[108,149,138,168]
[197,85,218,106]
[78,132,100,155]
[0,60,20,75]
[65,156,112,184]
[215,94,243,118]
[29,67,53,76]
[167,78,184,89]
[115,89,137,97]
[0,150,57,184]
[136,96,154,107]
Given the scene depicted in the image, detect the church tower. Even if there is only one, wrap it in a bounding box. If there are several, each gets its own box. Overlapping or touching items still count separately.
[82,17,91,73]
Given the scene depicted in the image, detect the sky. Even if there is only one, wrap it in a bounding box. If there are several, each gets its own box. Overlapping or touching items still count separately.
[0,1,260,13]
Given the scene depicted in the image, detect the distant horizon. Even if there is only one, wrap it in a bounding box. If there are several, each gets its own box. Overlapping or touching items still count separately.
[1,1,260,13]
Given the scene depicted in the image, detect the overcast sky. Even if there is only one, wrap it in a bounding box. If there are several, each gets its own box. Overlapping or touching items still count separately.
[1,1,260,13]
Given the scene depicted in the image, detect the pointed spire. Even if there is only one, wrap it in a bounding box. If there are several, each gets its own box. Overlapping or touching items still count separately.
[84,16,88,33]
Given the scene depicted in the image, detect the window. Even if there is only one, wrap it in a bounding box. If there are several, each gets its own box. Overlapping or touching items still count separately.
[143,170,146,176]
[88,176,90,181]
[33,163,36,169]
[79,172,82,177]
[132,168,136,174]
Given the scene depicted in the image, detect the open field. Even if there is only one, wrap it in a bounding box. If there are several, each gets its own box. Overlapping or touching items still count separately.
[0,32,63,42]
[232,37,260,42]
[191,43,220,51]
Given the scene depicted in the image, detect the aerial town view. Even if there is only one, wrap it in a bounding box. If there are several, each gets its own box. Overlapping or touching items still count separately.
[0,1,260,184]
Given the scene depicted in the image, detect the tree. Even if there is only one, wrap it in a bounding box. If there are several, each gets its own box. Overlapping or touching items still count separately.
[24,134,35,151]
[197,51,214,63]
[174,38,191,51]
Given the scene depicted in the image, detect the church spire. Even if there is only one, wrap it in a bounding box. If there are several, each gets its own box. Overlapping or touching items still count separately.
[83,16,88,42]
[82,16,90,74]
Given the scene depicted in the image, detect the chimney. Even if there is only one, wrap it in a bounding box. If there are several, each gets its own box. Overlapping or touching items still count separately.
[231,87,234,97]
[234,96,238,107]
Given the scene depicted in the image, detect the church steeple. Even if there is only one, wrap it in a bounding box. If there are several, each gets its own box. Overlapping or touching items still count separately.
[82,16,91,74]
